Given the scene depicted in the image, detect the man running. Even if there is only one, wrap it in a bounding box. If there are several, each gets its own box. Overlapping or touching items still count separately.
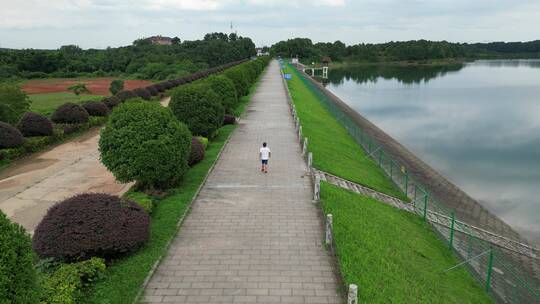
[259,142,271,173]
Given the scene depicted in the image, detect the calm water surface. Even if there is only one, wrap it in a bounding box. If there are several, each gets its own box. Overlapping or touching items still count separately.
[324,60,540,245]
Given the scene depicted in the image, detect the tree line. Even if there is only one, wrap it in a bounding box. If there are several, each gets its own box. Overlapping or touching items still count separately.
[270,38,540,63]
[0,32,256,80]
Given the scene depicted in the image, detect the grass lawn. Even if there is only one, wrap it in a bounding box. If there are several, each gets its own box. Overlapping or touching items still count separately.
[282,64,406,200]
[29,92,104,116]
[320,182,492,304]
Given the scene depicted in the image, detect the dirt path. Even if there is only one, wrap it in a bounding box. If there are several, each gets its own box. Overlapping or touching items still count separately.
[0,97,171,234]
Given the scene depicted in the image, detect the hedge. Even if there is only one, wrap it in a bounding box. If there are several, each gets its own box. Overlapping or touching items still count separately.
[0,211,40,303]
[206,75,238,114]
[99,99,192,188]
[169,83,224,137]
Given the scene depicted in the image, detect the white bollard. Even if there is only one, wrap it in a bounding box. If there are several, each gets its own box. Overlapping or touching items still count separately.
[325,214,333,246]
[314,175,320,201]
[302,137,308,155]
[348,284,358,304]
[298,126,302,140]
[308,152,313,171]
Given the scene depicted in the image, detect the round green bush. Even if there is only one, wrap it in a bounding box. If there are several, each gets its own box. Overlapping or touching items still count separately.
[224,67,250,97]
[0,122,24,149]
[33,193,149,260]
[99,99,191,188]
[169,84,224,137]
[206,75,238,114]
[0,211,40,303]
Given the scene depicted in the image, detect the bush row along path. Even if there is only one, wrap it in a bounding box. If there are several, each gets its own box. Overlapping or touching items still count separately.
[142,61,341,303]
[0,97,171,234]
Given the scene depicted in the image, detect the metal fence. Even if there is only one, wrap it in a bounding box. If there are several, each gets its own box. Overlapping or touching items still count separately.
[283,61,539,303]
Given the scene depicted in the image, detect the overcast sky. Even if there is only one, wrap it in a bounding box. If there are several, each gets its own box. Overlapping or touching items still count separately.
[1,0,539,49]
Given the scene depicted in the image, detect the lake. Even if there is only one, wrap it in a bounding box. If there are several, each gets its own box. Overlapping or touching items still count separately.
[323,60,540,245]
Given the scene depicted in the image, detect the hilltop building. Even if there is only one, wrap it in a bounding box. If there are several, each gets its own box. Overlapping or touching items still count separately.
[149,36,172,45]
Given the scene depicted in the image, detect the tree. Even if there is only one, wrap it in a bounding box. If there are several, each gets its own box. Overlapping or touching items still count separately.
[67,83,90,95]
[171,37,181,45]
[0,84,31,124]
[109,79,124,95]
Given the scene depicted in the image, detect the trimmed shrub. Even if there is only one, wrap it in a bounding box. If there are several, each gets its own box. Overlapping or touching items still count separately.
[133,87,151,101]
[197,136,208,149]
[224,67,250,97]
[188,137,205,166]
[154,83,167,92]
[109,79,124,95]
[223,114,236,125]
[0,84,31,124]
[33,193,150,260]
[83,101,110,117]
[115,90,138,102]
[146,85,159,96]
[101,96,121,109]
[51,103,89,124]
[40,257,106,304]
[0,211,40,303]
[0,122,24,149]
[99,99,191,188]
[170,83,225,137]
[207,75,238,114]
[17,112,53,137]
[124,192,153,214]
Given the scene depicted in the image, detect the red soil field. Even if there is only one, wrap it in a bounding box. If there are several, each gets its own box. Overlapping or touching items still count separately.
[21,78,153,95]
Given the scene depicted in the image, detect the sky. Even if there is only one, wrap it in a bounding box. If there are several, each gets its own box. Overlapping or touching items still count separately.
[1,0,539,49]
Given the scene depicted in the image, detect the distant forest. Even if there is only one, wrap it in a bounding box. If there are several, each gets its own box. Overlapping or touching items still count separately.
[0,32,255,80]
[270,39,540,64]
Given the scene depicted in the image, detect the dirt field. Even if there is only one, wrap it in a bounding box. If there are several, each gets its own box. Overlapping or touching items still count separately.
[21,78,152,95]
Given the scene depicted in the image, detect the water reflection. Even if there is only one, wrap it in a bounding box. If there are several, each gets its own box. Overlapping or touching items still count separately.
[323,63,464,86]
[325,60,540,245]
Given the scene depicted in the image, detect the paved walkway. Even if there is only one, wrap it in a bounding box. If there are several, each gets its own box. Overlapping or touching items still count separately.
[143,61,342,303]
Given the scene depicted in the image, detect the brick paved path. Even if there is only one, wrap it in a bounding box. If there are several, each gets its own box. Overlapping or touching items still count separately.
[143,61,342,303]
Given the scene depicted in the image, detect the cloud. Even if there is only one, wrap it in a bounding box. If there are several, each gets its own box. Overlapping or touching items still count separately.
[0,0,539,48]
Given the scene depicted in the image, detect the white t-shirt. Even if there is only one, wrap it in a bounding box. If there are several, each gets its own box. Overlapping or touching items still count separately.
[260,147,271,160]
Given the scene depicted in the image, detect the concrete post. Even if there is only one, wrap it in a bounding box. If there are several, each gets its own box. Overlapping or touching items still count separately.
[325,214,333,246]
[314,175,320,201]
[302,137,308,155]
[348,284,358,304]
[298,126,302,140]
[295,118,299,131]
[308,152,313,171]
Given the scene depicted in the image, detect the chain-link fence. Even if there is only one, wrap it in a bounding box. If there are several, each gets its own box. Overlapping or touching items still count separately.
[283,61,539,303]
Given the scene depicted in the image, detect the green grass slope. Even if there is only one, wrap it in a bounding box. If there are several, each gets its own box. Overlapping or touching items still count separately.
[321,182,492,304]
[283,64,406,200]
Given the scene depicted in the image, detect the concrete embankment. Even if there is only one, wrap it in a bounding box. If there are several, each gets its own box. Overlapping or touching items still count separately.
[295,67,539,285]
